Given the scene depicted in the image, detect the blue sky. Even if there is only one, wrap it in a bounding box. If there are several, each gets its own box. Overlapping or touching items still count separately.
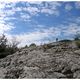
[0,1,80,47]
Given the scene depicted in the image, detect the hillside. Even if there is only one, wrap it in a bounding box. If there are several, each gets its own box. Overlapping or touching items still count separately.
[0,41,80,78]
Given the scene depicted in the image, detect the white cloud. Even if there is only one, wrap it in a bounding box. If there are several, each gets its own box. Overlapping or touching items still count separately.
[1,21,79,47]
[20,13,31,20]
[0,0,62,3]
[39,2,61,16]
[75,2,80,9]
[2,22,80,47]
[64,23,80,36]
[76,17,80,23]
[0,1,61,24]
[0,23,15,34]
[65,3,73,11]
[0,2,6,9]
[41,8,53,14]
[49,2,61,9]
[0,1,80,47]
[0,1,15,35]
[12,7,22,12]
[0,1,61,21]
[27,1,42,5]
[57,23,80,39]
[12,1,61,16]
[26,7,40,16]
[41,8,59,15]
[4,10,16,16]
[6,27,60,47]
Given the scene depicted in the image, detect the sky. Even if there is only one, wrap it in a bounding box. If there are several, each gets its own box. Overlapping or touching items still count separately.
[0,1,80,47]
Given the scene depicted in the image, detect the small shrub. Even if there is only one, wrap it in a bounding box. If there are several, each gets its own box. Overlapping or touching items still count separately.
[29,43,36,47]
[24,45,28,48]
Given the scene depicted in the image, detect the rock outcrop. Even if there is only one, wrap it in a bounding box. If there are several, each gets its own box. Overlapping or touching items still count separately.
[0,41,80,78]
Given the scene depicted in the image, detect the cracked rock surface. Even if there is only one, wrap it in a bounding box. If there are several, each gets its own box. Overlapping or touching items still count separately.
[0,42,80,78]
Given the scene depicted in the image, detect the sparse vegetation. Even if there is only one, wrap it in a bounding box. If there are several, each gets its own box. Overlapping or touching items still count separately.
[0,34,19,59]
[59,39,72,42]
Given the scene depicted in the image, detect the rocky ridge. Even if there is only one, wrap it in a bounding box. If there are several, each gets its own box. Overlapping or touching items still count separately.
[0,41,80,78]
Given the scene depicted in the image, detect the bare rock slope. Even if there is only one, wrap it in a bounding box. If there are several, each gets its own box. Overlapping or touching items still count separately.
[0,41,80,78]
